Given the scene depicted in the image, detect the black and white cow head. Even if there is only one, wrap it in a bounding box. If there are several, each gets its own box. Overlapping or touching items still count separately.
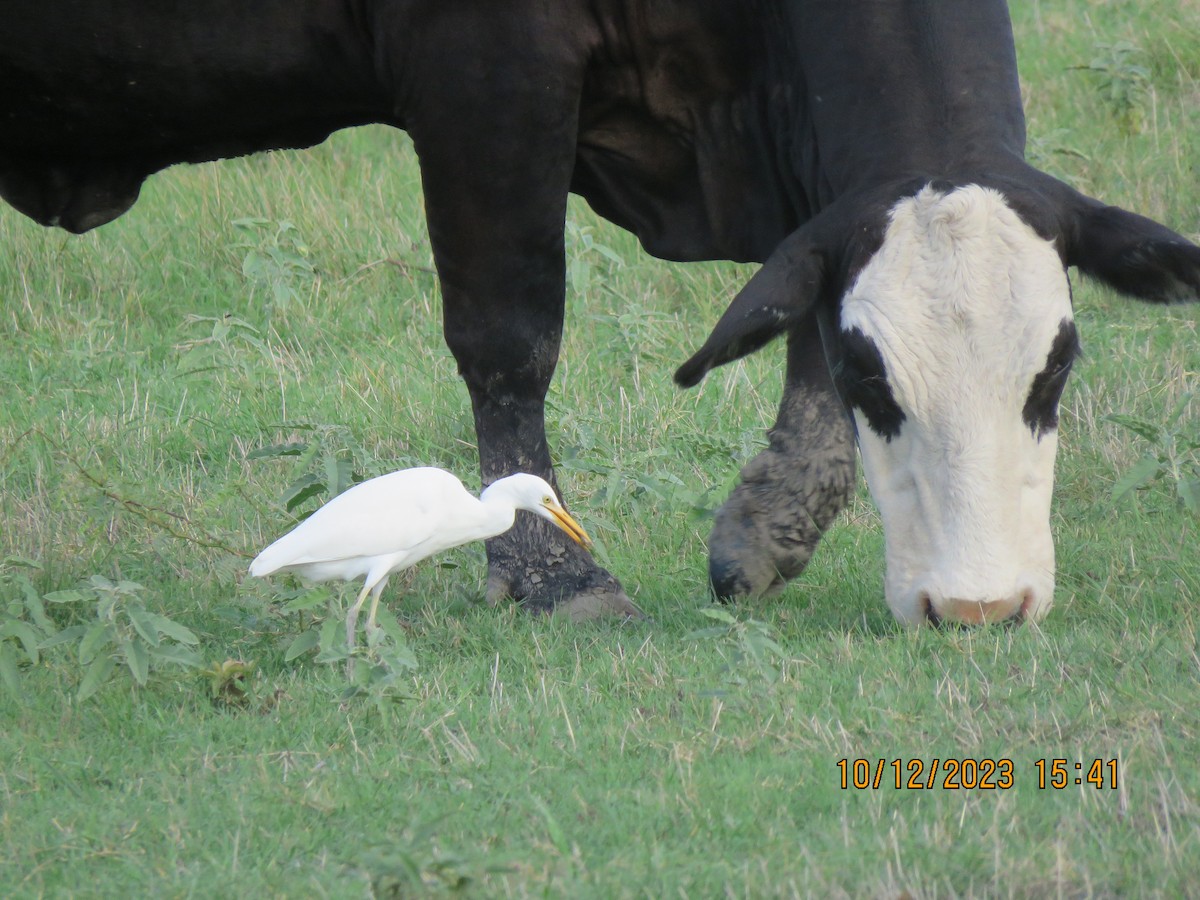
[677,174,1200,626]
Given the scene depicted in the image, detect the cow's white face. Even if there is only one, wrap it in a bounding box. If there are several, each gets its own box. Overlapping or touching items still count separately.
[838,185,1078,626]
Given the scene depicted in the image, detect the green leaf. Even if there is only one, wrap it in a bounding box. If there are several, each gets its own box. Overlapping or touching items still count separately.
[39,624,87,650]
[18,577,53,632]
[699,607,737,625]
[272,281,296,306]
[43,590,88,604]
[148,644,203,668]
[593,243,625,266]
[284,629,321,662]
[314,616,349,663]
[126,604,161,648]
[380,643,419,672]
[334,456,355,496]
[124,640,150,685]
[314,644,350,664]
[324,452,343,498]
[281,587,333,613]
[1111,455,1162,502]
[530,796,571,855]
[89,575,117,592]
[78,654,117,701]
[0,644,23,699]
[2,620,40,663]
[1,555,42,570]
[242,249,273,282]
[1177,478,1200,516]
[1103,414,1161,444]
[247,442,307,460]
[288,436,322,473]
[283,475,324,512]
[747,634,787,658]
[149,614,200,646]
[79,622,115,665]
[1166,391,1195,426]
[338,683,366,702]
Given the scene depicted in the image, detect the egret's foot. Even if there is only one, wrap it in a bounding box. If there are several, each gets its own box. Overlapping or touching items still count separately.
[708,431,855,600]
[485,516,644,621]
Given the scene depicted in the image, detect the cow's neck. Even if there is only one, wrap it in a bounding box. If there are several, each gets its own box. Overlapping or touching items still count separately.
[774,0,1029,202]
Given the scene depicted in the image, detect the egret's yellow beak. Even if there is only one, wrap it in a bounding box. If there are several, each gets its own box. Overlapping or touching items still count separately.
[545,502,593,549]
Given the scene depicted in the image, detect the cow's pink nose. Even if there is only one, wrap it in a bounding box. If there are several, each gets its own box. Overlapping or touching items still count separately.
[923,589,1032,626]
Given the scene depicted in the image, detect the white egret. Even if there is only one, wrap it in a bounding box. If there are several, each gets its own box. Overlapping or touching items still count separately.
[249,468,592,651]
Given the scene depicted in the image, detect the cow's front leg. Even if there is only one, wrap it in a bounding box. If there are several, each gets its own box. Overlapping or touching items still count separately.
[454,306,638,621]
[409,62,640,621]
[434,239,640,621]
[429,223,640,622]
[708,316,856,598]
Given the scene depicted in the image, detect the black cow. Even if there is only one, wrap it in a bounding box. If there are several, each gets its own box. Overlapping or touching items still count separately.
[4,1,1197,624]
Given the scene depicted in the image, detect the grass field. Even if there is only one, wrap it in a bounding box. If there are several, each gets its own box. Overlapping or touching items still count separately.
[2,1,1198,896]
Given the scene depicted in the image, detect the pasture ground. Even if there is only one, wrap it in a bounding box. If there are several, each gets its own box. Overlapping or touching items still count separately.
[2,1,1198,896]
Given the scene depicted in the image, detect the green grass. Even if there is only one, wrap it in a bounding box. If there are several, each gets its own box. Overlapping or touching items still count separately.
[2,1,1199,895]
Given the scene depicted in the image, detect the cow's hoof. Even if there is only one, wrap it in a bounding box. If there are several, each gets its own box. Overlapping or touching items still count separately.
[708,441,854,601]
[484,518,644,621]
[550,581,644,622]
[487,565,643,621]
[707,490,816,600]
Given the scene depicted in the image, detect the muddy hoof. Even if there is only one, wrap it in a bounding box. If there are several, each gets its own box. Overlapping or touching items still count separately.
[707,498,809,600]
[550,582,644,622]
[484,514,644,621]
[707,436,854,601]
[489,567,644,621]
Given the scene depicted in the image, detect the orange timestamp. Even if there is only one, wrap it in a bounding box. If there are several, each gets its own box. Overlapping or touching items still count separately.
[836,758,1119,790]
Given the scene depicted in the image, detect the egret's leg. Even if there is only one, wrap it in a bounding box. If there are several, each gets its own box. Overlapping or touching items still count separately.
[365,576,390,634]
[345,581,373,653]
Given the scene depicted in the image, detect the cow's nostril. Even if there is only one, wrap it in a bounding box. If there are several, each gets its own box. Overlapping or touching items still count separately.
[1015,586,1036,621]
[927,595,1026,626]
[921,591,943,626]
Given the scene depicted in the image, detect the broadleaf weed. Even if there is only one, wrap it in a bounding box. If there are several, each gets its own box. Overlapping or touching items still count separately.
[0,558,56,699]
[1106,391,1199,515]
[37,575,202,700]
[686,607,788,690]
[1074,40,1152,135]
[232,217,317,308]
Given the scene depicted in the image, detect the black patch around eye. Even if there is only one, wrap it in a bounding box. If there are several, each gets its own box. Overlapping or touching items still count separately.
[835,327,906,441]
[1022,318,1080,439]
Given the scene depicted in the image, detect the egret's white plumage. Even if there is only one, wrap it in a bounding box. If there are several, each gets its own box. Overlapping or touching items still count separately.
[249,468,591,650]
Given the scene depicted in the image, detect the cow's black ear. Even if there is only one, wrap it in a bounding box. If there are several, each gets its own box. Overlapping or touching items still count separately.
[675,228,831,387]
[1064,198,1200,304]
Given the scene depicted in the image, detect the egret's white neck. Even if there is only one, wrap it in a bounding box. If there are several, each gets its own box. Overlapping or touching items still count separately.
[477,483,520,539]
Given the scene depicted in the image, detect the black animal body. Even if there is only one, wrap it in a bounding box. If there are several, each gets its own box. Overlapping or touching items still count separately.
[4,1,1197,623]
